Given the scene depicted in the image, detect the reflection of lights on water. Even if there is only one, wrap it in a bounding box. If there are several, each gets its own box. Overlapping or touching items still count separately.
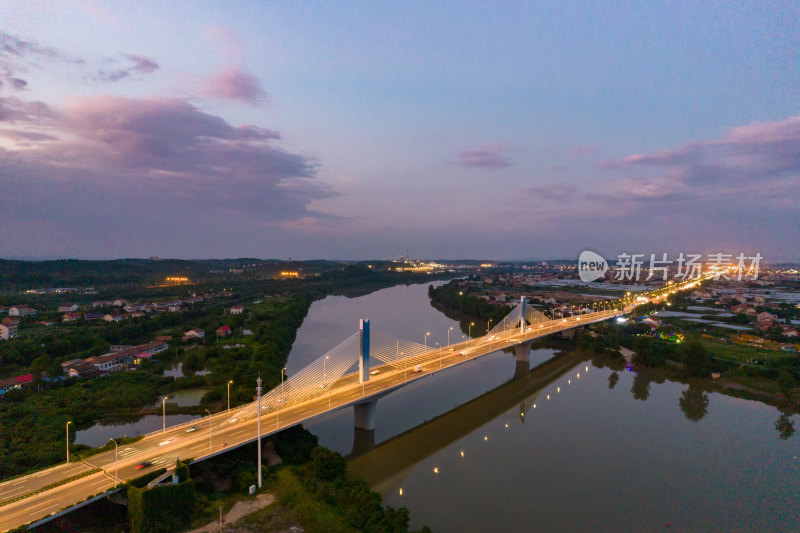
[521,412,524,417]
[557,387,560,393]
[577,373,580,379]
[533,403,536,408]
[568,379,571,384]
[547,395,550,400]
[505,423,509,428]
[484,435,488,441]
[585,366,589,372]
[399,488,403,495]
[460,450,465,457]
[433,467,439,474]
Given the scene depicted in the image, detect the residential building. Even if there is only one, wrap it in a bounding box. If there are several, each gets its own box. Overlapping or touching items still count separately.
[62,312,82,322]
[62,341,169,377]
[2,317,20,327]
[9,306,36,317]
[182,328,205,342]
[0,374,32,394]
[216,325,231,338]
[230,305,244,315]
[58,304,80,313]
[112,299,129,307]
[0,323,17,340]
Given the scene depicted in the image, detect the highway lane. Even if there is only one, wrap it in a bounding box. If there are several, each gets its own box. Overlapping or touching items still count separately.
[0,472,115,532]
[0,462,95,505]
[0,310,619,531]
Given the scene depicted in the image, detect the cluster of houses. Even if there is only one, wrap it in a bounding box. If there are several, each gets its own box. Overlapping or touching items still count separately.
[60,340,169,379]
[0,296,222,339]
[694,290,799,336]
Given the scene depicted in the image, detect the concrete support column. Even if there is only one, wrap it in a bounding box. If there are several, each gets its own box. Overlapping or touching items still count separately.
[353,400,377,430]
[359,319,370,384]
[520,296,527,333]
[515,340,533,362]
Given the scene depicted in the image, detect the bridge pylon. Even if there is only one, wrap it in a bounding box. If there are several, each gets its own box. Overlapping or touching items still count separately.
[359,318,370,383]
[520,296,527,333]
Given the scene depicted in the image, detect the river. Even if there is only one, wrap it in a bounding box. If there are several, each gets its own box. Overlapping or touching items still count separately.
[287,281,800,532]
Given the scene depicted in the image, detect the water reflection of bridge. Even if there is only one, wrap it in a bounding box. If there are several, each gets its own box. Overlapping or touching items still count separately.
[347,350,589,492]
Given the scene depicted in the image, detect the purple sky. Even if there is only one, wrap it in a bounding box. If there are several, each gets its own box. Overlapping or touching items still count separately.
[1,2,798,261]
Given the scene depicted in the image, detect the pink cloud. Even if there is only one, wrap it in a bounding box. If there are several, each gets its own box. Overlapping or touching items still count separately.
[0,95,332,233]
[199,68,267,105]
[455,146,511,169]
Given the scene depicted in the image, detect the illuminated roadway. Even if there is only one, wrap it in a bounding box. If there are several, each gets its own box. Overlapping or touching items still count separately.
[1,275,709,531]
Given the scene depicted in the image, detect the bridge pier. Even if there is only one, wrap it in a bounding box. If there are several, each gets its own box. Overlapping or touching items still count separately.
[353,400,377,431]
[515,340,533,363]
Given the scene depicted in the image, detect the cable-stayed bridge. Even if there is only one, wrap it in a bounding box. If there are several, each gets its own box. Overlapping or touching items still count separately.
[0,278,702,531]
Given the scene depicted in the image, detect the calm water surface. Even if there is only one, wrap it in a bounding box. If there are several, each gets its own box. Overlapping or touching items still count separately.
[287,282,800,532]
[74,388,208,447]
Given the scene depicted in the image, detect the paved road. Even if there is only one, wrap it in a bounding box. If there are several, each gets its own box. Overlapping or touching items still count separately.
[1,309,620,531]
[0,462,95,505]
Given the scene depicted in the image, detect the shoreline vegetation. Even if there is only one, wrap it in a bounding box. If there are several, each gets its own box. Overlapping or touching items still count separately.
[428,279,799,420]
[0,262,454,481]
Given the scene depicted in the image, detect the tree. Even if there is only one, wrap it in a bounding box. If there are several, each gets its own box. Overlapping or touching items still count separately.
[681,339,710,376]
[679,385,710,422]
[777,372,796,403]
[608,372,619,390]
[308,446,346,481]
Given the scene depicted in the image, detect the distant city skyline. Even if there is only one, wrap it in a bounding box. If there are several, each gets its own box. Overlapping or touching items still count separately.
[1,2,798,261]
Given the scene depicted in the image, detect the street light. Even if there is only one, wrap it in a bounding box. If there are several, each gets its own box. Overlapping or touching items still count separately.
[278,367,286,428]
[447,326,454,347]
[227,380,234,413]
[424,332,430,351]
[487,319,492,335]
[109,438,118,486]
[66,421,71,463]
[469,322,475,345]
[162,396,169,435]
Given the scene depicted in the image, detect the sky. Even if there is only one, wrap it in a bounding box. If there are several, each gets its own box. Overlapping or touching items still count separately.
[1,1,798,262]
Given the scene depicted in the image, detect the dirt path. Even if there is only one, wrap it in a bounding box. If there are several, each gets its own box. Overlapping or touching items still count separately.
[188,493,275,533]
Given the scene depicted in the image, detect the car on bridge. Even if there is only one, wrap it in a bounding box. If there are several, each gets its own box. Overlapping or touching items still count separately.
[135,461,152,469]
[413,364,423,373]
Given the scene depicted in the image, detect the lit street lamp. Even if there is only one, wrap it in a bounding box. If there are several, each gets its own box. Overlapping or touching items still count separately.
[447,326,454,347]
[227,380,234,413]
[424,331,430,351]
[109,438,118,486]
[162,396,169,435]
[66,421,71,463]
[469,322,475,346]
[278,367,286,428]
